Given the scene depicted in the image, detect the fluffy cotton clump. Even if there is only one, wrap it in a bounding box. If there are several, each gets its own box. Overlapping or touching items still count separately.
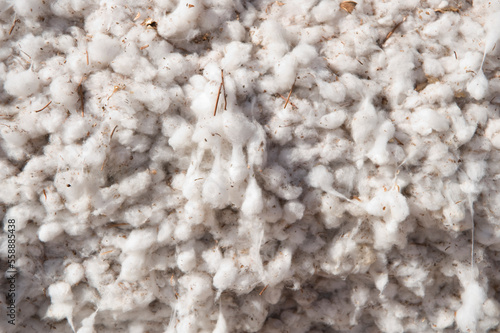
[5,1,500,332]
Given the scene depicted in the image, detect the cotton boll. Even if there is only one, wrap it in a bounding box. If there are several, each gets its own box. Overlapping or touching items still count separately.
[177,248,196,273]
[307,165,334,191]
[257,20,289,60]
[77,311,97,333]
[221,41,252,72]
[184,200,205,225]
[241,177,264,216]
[122,228,157,253]
[213,258,238,291]
[291,43,317,66]
[270,54,297,93]
[483,299,500,318]
[38,222,64,242]
[483,11,500,56]
[118,171,152,197]
[247,123,267,168]
[157,216,175,245]
[61,116,91,144]
[312,0,340,23]
[283,201,305,223]
[201,248,222,274]
[229,145,248,184]
[4,69,41,98]
[157,0,202,39]
[351,99,378,144]
[467,71,488,100]
[456,279,487,333]
[318,80,346,103]
[64,263,85,286]
[222,20,246,41]
[46,281,74,330]
[485,119,500,149]
[119,253,145,282]
[202,158,229,209]
[222,111,255,145]
[50,75,78,109]
[13,0,48,18]
[317,110,347,129]
[410,108,449,136]
[88,33,121,66]
[213,310,228,333]
[465,103,488,127]
[366,120,395,165]
[179,273,213,301]
[464,160,487,182]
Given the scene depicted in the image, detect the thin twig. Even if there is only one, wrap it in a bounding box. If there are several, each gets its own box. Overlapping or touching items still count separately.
[259,284,269,296]
[9,18,19,35]
[86,50,89,65]
[382,16,407,46]
[110,125,118,139]
[35,101,52,113]
[221,69,227,110]
[278,94,297,108]
[213,82,222,116]
[101,157,107,171]
[284,80,295,109]
[43,189,47,201]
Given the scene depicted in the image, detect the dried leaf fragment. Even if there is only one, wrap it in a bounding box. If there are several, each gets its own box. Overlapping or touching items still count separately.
[340,1,357,14]
[141,18,157,29]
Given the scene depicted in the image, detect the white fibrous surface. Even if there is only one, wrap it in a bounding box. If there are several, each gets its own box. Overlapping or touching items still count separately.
[1,0,500,332]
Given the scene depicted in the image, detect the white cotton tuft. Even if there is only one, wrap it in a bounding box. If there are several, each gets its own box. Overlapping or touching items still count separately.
[307,165,334,191]
[88,33,121,65]
[38,222,64,242]
[202,159,229,208]
[221,41,252,71]
[177,248,197,273]
[456,279,487,332]
[46,281,75,331]
[213,258,238,291]
[50,75,78,109]
[222,111,255,145]
[317,110,347,129]
[366,120,395,165]
[485,118,500,149]
[64,263,85,286]
[410,108,449,136]
[122,229,156,253]
[483,11,500,56]
[241,177,264,216]
[213,309,228,333]
[157,0,202,38]
[229,146,248,183]
[4,69,41,98]
[467,71,488,100]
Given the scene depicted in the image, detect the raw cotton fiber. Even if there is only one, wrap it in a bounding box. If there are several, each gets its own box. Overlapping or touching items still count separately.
[1,0,500,332]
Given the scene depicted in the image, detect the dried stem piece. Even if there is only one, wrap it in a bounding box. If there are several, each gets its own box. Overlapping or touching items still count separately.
[9,18,19,35]
[110,125,118,139]
[284,80,295,109]
[77,76,87,117]
[35,101,52,113]
[259,284,269,296]
[382,16,407,46]
[213,82,222,116]
[221,69,227,110]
